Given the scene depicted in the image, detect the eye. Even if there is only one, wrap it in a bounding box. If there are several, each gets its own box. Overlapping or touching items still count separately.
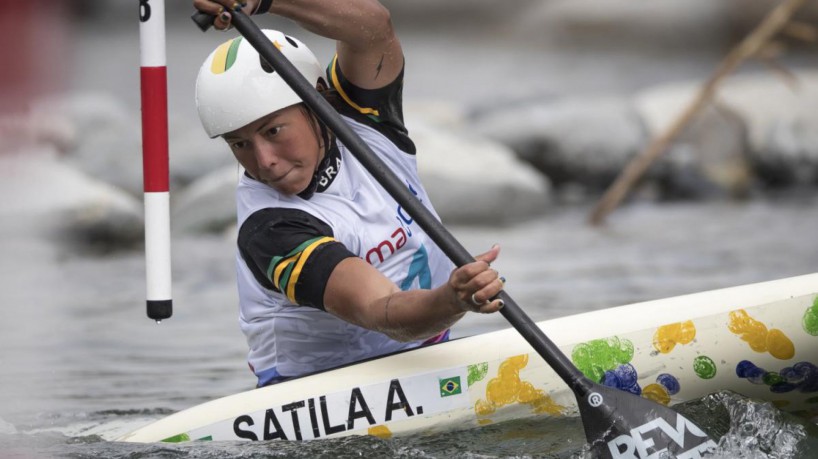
[228,139,248,150]
[265,126,281,137]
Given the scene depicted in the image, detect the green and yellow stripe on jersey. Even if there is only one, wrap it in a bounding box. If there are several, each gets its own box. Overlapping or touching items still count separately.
[210,37,243,74]
[329,54,381,119]
[267,236,336,303]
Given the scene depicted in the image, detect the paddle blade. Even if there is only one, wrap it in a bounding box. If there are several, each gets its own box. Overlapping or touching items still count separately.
[576,382,718,458]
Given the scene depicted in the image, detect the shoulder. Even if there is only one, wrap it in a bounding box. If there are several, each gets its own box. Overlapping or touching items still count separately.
[326,56,416,155]
[237,207,355,310]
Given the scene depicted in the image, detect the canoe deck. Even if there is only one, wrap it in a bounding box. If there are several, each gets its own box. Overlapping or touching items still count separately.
[118,273,818,443]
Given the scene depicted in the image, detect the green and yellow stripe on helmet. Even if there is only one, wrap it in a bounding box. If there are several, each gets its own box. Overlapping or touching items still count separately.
[210,37,244,74]
[266,236,336,303]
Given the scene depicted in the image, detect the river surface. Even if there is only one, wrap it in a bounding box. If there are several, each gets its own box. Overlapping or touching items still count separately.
[1,199,818,458]
[2,9,818,459]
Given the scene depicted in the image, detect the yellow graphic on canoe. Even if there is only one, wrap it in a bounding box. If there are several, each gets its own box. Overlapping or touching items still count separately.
[474,354,564,424]
[368,424,392,439]
[653,321,696,354]
[728,309,795,360]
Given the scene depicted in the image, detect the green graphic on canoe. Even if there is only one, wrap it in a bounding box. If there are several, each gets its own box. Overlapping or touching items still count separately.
[468,362,489,386]
[162,433,190,443]
[161,432,212,443]
[804,296,818,336]
[693,355,717,379]
[571,337,635,382]
[439,376,462,397]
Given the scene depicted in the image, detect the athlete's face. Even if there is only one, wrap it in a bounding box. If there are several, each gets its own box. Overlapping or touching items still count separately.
[223,104,323,196]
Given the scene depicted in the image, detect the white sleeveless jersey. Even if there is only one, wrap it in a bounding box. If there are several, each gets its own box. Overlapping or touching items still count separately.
[235,114,454,385]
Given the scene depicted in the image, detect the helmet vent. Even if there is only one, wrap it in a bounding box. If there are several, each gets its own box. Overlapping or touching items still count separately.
[285,36,299,48]
[259,56,275,74]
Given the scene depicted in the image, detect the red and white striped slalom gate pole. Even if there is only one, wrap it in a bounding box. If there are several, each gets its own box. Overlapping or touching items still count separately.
[139,0,172,321]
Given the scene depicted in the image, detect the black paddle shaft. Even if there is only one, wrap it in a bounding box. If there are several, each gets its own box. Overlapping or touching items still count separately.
[193,9,589,391]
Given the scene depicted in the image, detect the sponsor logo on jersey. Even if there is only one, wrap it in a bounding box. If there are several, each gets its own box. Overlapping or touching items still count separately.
[365,181,421,265]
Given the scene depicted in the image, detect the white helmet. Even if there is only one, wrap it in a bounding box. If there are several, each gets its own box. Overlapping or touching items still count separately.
[195,29,323,138]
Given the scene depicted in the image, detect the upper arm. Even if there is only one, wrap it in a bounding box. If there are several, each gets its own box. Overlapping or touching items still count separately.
[334,4,403,90]
[238,208,356,309]
[269,0,403,90]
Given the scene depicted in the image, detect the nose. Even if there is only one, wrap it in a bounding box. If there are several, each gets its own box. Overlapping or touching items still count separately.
[252,139,278,176]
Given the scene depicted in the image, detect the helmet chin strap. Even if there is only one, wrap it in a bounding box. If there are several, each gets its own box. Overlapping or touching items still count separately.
[297,104,334,200]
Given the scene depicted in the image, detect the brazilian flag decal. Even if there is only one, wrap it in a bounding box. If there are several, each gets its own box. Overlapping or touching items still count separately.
[439,376,462,397]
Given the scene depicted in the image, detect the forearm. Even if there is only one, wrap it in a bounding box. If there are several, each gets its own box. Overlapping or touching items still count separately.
[266,0,394,50]
[372,287,466,343]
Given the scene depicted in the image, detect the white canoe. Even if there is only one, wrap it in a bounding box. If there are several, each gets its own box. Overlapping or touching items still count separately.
[118,273,818,443]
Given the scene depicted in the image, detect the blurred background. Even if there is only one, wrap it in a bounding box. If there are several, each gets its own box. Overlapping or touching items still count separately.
[0,0,817,457]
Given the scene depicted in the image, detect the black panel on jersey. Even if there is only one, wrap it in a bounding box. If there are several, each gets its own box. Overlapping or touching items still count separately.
[237,207,355,310]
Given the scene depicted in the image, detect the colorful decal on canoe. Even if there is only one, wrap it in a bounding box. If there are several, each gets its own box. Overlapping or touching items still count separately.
[653,321,696,354]
[642,374,681,406]
[572,336,634,383]
[439,376,461,397]
[656,373,681,395]
[804,296,818,336]
[736,360,818,393]
[602,363,641,395]
[161,432,212,443]
[368,424,392,439]
[693,356,717,379]
[468,362,489,386]
[642,384,671,406]
[161,432,190,443]
[728,309,795,360]
[474,354,564,421]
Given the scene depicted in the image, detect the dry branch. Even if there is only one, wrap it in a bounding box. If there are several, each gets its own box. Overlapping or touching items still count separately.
[588,0,809,226]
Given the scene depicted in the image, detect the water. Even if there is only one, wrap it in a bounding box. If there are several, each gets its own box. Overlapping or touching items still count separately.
[1,199,817,458]
[3,7,817,457]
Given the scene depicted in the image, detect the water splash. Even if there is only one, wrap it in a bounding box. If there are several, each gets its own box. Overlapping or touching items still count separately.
[681,391,818,458]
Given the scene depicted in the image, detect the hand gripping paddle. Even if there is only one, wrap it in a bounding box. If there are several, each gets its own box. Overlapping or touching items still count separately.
[192,9,718,458]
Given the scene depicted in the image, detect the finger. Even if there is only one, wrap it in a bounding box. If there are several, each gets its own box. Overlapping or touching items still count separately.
[460,268,500,298]
[193,0,232,15]
[473,243,500,266]
[468,273,505,306]
[449,260,490,287]
[475,298,505,314]
[214,9,232,30]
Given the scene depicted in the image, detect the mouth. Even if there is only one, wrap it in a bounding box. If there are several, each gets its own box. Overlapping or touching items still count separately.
[265,167,294,184]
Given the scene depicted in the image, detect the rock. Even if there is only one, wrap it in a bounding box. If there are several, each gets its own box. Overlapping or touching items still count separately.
[0,147,144,253]
[717,71,818,188]
[469,96,647,196]
[33,92,144,195]
[635,71,818,190]
[168,118,237,189]
[32,92,235,197]
[513,0,730,50]
[757,116,818,186]
[171,166,239,235]
[633,86,753,199]
[412,121,551,225]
